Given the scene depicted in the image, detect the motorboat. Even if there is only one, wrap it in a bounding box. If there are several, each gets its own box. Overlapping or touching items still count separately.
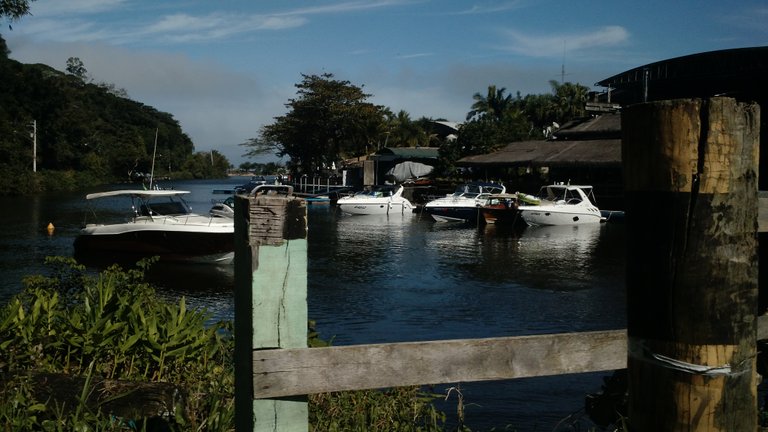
[480,193,522,225]
[209,196,235,218]
[74,189,235,263]
[517,184,603,226]
[424,181,506,223]
[336,184,415,215]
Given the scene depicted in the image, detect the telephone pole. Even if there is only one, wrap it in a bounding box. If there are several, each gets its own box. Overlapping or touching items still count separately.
[31,120,37,172]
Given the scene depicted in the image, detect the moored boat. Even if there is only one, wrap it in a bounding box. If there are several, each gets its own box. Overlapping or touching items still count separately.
[74,189,235,263]
[336,184,415,215]
[518,183,603,226]
[424,181,506,223]
[481,193,522,225]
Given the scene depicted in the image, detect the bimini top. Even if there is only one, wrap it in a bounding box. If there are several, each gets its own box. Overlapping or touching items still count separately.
[85,189,191,200]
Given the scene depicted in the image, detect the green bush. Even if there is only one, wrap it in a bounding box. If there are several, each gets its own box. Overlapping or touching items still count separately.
[0,257,453,431]
[0,257,233,430]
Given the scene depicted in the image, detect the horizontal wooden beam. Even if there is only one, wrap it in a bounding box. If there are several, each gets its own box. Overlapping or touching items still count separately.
[253,330,626,399]
[252,315,768,399]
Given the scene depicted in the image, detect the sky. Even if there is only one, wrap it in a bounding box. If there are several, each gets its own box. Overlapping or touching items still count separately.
[3,0,767,166]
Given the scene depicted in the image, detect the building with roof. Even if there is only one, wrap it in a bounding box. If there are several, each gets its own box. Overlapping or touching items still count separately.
[457,46,768,208]
[596,46,768,189]
[456,112,624,209]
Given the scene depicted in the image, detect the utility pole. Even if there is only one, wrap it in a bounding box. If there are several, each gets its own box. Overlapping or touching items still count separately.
[31,120,37,172]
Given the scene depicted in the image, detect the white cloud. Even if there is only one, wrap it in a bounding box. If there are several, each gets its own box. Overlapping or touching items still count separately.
[457,1,528,15]
[27,0,129,17]
[499,26,630,58]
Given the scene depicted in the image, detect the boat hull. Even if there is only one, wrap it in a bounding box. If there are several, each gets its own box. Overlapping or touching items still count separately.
[74,224,234,262]
[337,200,414,215]
[519,207,602,226]
[481,206,523,225]
[424,205,483,223]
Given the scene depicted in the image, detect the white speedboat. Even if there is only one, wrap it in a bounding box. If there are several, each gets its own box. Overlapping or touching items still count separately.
[336,184,415,215]
[74,189,235,263]
[518,184,603,226]
[424,182,506,223]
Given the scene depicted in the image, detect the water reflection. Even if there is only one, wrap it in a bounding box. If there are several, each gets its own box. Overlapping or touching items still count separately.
[515,224,603,291]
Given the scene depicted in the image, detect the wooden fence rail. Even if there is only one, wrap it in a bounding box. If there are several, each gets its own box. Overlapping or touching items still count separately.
[251,317,768,400]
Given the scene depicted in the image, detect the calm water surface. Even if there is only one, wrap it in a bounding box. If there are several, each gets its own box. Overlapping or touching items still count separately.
[0,177,627,431]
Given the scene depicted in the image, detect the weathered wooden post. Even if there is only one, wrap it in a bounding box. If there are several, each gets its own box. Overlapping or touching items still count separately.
[622,98,760,430]
[234,185,308,431]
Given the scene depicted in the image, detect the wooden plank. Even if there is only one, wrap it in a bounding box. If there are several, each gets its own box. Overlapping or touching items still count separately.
[250,315,768,399]
[252,330,627,399]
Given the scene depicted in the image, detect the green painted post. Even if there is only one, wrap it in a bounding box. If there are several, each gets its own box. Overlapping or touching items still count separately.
[234,186,308,431]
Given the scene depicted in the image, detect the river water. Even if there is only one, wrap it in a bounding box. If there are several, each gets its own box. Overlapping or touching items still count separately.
[0,177,627,431]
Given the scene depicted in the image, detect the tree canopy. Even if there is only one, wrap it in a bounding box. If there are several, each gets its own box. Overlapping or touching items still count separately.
[0,0,34,23]
[243,73,387,176]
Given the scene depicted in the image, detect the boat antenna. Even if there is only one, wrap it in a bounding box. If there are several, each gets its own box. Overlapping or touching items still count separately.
[149,127,158,189]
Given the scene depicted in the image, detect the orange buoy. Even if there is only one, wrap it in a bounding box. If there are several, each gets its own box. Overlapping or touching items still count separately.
[47,222,55,235]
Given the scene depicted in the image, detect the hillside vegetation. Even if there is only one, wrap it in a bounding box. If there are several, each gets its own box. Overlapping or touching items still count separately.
[0,36,229,195]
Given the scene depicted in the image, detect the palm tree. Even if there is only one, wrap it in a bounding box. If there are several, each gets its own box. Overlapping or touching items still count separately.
[549,80,589,122]
[466,85,513,121]
[387,110,426,148]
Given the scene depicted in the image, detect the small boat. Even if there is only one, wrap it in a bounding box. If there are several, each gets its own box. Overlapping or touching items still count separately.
[336,184,415,215]
[481,193,522,225]
[424,181,506,223]
[74,189,235,263]
[517,184,603,226]
[209,196,235,218]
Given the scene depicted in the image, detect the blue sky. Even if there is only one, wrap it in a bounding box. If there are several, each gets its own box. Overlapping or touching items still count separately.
[4,0,767,165]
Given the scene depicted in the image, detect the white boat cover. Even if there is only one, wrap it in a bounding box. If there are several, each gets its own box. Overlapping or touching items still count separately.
[385,161,434,182]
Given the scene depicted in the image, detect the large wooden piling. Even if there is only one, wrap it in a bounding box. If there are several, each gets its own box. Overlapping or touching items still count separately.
[622,98,760,431]
[234,186,308,432]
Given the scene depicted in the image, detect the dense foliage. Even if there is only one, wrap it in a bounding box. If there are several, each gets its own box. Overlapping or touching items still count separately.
[0,257,234,430]
[0,258,454,431]
[0,34,228,195]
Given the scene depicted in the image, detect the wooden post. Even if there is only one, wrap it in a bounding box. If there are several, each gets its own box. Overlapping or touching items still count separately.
[622,98,760,431]
[234,186,308,431]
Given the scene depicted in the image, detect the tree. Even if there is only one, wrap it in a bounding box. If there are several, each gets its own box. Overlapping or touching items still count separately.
[466,85,513,122]
[0,0,35,22]
[66,57,88,82]
[549,80,589,122]
[385,110,428,148]
[243,73,386,177]
[0,34,9,59]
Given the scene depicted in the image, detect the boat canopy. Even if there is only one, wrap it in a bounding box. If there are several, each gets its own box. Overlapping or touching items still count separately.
[85,190,191,200]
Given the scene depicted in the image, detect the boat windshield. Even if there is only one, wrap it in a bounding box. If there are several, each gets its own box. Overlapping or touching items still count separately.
[538,186,591,204]
[358,187,394,198]
[139,198,190,216]
[452,184,481,198]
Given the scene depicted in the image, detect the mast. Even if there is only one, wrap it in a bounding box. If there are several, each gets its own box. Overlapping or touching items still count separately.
[149,128,158,189]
